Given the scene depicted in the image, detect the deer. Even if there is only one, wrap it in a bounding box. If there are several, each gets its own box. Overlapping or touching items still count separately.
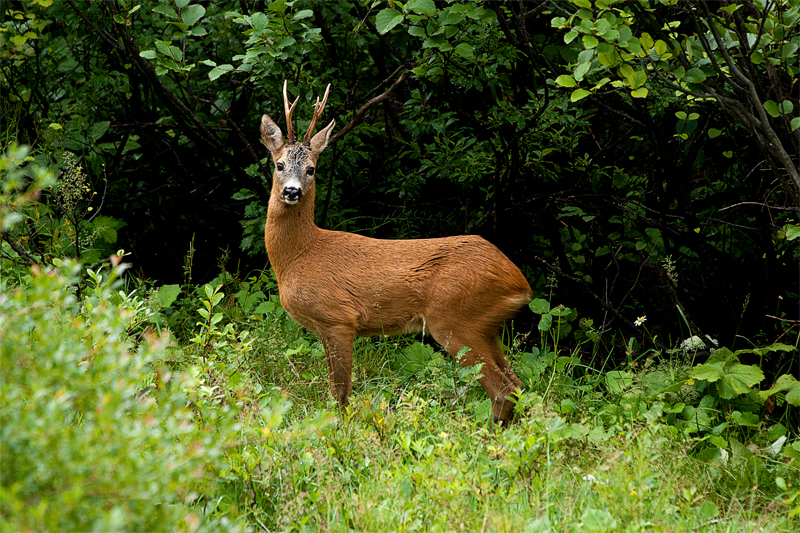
[260,81,532,425]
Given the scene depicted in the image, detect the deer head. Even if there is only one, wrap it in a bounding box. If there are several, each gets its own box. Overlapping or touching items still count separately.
[260,81,336,205]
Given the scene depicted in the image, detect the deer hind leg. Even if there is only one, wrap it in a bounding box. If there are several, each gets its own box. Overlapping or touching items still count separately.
[318,326,355,408]
[429,325,521,425]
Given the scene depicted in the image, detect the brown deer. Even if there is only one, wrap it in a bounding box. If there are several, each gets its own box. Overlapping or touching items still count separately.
[260,82,532,424]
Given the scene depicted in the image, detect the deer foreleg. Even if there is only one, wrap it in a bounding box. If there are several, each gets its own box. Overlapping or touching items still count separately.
[319,326,355,408]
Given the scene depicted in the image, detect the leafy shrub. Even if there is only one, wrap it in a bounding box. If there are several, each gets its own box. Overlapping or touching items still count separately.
[0,261,248,532]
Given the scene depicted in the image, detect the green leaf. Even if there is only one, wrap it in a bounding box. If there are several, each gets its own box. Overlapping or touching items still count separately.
[423,35,451,51]
[763,100,780,117]
[293,9,313,20]
[155,41,171,56]
[581,508,617,531]
[708,128,722,138]
[538,313,553,332]
[90,121,111,142]
[618,63,634,78]
[785,444,800,461]
[574,60,591,82]
[582,35,598,49]
[692,361,725,382]
[454,43,473,59]
[631,87,648,98]
[560,398,578,414]
[792,117,800,132]
[139,50,157,60]
[555,74,577,87]
[474,398,492,422]
[731,411,760,427]
[157,284,182,308]
[570,88,591,102]
[759,374,800,406]
[698,500,719,521]
[717,364,765,399]
[153,5,178,18]
[780,100,794,114]
[597,50,620,67]
[529,298,551,314]
[626,69,646,88]
[406,0,436,16]
[254,300,276,315]
[738,342,797,357]
[375,8,404,34]
[397,342,435,375]
[720,4,741,13]
[605,371,634,394]
[250,12,268,30]
[684,68,706,83]
[784,224,800,241]
[209,64,233,81]
[180,5,205,26]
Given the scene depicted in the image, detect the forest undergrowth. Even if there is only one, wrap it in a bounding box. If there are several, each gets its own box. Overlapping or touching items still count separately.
[1,255,798,533]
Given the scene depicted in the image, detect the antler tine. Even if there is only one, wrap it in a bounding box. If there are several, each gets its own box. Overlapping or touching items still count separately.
[303,83,331,144]
[283,80,299,144]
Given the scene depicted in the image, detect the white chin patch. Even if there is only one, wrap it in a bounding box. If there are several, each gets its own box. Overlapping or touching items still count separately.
[282,197,299,205]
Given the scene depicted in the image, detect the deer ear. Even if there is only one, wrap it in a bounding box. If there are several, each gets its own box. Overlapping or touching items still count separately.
[260,115,284,153]
[310,119,335,155]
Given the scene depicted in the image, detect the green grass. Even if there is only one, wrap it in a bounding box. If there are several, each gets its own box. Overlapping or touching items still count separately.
[214,363,797,532]
[2,267,798,532]
[211,305,798,532]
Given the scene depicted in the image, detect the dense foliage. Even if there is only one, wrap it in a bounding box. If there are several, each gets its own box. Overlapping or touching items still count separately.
[1,0,799,530]
[2,0,798,349]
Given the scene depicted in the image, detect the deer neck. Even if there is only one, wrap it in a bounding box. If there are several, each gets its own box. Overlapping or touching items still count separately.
[265,186,320,273]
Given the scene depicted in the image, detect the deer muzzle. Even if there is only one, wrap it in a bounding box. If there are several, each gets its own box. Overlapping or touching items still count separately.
[282,186,302,204]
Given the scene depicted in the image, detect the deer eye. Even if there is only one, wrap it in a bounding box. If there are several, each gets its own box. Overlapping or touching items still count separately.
[276,162,284,171]
[306,166,315,176]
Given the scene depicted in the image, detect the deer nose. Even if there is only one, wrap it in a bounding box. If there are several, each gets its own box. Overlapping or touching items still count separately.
[282,186,302,204]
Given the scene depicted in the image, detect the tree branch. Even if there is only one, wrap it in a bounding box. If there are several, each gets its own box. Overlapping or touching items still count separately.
[328,70,410,145]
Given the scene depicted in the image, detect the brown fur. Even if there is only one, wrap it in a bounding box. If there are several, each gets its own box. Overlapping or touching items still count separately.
[261,84,532,424]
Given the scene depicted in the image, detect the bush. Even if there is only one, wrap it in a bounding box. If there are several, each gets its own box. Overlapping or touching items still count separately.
[0,261,247,532]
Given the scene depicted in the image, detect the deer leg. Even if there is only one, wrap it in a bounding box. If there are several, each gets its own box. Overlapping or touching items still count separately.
[318,326,355,408]
[430,326,521,425]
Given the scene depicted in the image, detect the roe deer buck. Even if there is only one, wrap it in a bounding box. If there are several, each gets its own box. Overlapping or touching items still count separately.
[260,82,532,424]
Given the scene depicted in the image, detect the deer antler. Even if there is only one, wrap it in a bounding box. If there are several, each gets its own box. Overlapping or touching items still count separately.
[283,80,300,144]
[303,83,331,145]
